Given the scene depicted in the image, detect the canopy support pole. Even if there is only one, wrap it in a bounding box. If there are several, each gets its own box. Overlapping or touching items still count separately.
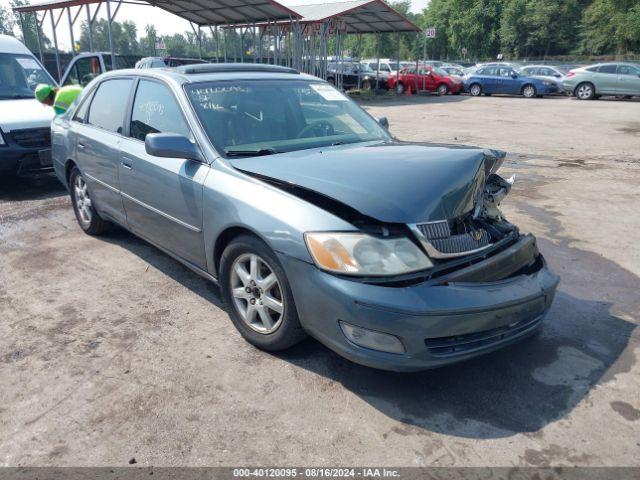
[36,13,45,63]
[105,0,116,70]
[375,32,380,90]
[85,4,94,52]
[415,32,419,92]
[67,7,76,56]
[49,9,62,81]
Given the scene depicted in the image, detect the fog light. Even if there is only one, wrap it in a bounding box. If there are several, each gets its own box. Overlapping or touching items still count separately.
[339,321,405,354]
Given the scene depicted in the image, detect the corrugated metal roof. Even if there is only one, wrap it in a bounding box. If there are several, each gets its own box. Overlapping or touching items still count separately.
[289,0,419,32]
[14,0,300,24]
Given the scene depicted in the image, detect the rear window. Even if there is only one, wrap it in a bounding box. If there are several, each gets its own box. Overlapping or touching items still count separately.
[87,79,133,134]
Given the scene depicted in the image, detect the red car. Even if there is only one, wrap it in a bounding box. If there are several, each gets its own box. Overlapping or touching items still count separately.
[387,66,464,95]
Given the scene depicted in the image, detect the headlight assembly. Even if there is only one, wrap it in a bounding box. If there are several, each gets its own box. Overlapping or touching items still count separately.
[305,232,433,276]
[0,129,6,146]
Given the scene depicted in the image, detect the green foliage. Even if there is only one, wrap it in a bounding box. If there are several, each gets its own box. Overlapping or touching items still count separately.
[0,4,16,36]
[420,0,640,60]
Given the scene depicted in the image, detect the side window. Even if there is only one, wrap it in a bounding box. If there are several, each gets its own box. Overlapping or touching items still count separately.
[618,65,639,75]
[87,79,133,134]
[598,64,617,74]
[64,56,103,86]
[380,64,391,72]
[586,66,599,72]
[130,80,192,142]
[73,89,94,123]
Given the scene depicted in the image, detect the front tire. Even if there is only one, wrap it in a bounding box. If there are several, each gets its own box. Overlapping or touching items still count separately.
[361,79,372,91]
[437,84,449,96]
[220,235,307,351]
[469,83,482,96]
[575,82,595,100]
[69,166,111,235]
[522,84,537,98]
[396,82,405,94]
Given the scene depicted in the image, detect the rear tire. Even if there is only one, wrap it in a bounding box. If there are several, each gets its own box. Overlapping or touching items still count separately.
[575,82,595,100]
[69,166,112,235]
[220,234,307,352]
[361,79,372,91]
[396,82,405,94]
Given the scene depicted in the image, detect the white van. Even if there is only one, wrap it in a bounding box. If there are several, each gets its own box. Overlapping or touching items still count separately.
[0,34,56,175]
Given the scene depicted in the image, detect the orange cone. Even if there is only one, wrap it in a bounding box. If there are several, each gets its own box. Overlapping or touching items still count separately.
[406,84,412,96]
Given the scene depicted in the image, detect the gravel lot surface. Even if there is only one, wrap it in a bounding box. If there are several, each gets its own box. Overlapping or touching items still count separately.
[1,95,639,467]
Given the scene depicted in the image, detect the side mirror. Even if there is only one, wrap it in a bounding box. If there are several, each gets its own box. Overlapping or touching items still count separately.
[145,133,204,162]
[378,117,389,129]
[511,73,518,79]
[554,74,562,78]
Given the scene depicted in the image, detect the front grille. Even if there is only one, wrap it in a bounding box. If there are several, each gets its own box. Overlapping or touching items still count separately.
[9,128,51,149]
[415,219,491,256]
[424,312,544,358]
[431,229,491,254]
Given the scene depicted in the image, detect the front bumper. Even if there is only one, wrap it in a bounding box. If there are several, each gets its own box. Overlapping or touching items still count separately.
[281,234,559,371]
[0,130,53,176]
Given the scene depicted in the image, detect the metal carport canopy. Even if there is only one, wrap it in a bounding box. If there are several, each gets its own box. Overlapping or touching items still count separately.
[13,0,301,24]
[289,0,420,33]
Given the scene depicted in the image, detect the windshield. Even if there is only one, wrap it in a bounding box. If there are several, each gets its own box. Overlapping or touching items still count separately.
[186,80,391,157]
[0,53,55,100]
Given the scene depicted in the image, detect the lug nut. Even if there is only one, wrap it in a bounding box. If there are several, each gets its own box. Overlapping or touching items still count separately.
[250,298,256,305]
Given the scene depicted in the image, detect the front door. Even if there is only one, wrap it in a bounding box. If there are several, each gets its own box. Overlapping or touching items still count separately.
[118,78,208,269]
[617,64,640,96]
[75,77,133,225]
[595,64,620,94]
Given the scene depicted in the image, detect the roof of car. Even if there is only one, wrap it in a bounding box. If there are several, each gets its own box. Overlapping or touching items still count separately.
[0,34,32,55]
[96,63,318,85]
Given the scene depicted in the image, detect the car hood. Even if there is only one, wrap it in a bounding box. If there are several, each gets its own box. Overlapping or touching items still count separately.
[0,99,54,132]
[228,142,506,224]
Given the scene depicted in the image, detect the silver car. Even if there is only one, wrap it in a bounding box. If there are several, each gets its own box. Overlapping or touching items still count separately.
[51,64,558,371]
[563,62,640,100]
[518,65,566,93]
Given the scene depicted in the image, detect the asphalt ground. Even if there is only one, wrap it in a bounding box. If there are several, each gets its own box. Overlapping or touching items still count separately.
[1,94,638,467]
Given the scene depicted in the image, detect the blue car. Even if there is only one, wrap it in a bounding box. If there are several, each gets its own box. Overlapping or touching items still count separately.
[465,65,558,98]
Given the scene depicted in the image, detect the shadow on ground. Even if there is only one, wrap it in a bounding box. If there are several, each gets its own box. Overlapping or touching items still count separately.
[95,212,638,440]
[357,93,471,107]
[0,174,65,202]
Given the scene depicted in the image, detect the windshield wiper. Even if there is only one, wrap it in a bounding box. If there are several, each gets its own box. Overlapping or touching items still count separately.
[225,147,279,157]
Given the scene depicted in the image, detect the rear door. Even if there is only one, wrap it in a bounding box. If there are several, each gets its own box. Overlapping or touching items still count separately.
[617,64,640,96]
[74,77,134,225]
[481,67,498,93]
[119,78,208,268]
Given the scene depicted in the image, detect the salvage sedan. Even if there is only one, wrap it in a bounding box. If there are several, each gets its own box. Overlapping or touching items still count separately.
[51,64,559,371]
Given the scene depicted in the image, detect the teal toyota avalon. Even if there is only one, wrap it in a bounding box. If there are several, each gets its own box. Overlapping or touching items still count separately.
[51,64,559,371]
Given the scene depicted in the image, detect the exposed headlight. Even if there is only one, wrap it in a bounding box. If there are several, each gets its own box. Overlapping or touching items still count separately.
[542,81,553,86]
[0,130,5,146]
[305,232,433,276]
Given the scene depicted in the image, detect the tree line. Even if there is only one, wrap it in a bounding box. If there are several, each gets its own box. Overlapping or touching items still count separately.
[2,0,639,61]
[419,0,640,60]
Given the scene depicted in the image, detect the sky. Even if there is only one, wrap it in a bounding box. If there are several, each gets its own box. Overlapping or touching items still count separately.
[2,0,430,50]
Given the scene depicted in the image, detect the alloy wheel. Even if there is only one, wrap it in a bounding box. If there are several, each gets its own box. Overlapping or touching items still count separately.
[73,174,92,226]
[437,84,448,95]
[396,83,404,94]
[523,85,536,98]
[470,84,481,96]
[577,84,593,100]
[230,253,285,334]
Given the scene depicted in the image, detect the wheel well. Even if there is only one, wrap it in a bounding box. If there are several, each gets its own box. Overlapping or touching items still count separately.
[437,83,447,89]
[65,159,77,185]
[470,82,481,90]
[521,83,536,93]
[213,226,258,276]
